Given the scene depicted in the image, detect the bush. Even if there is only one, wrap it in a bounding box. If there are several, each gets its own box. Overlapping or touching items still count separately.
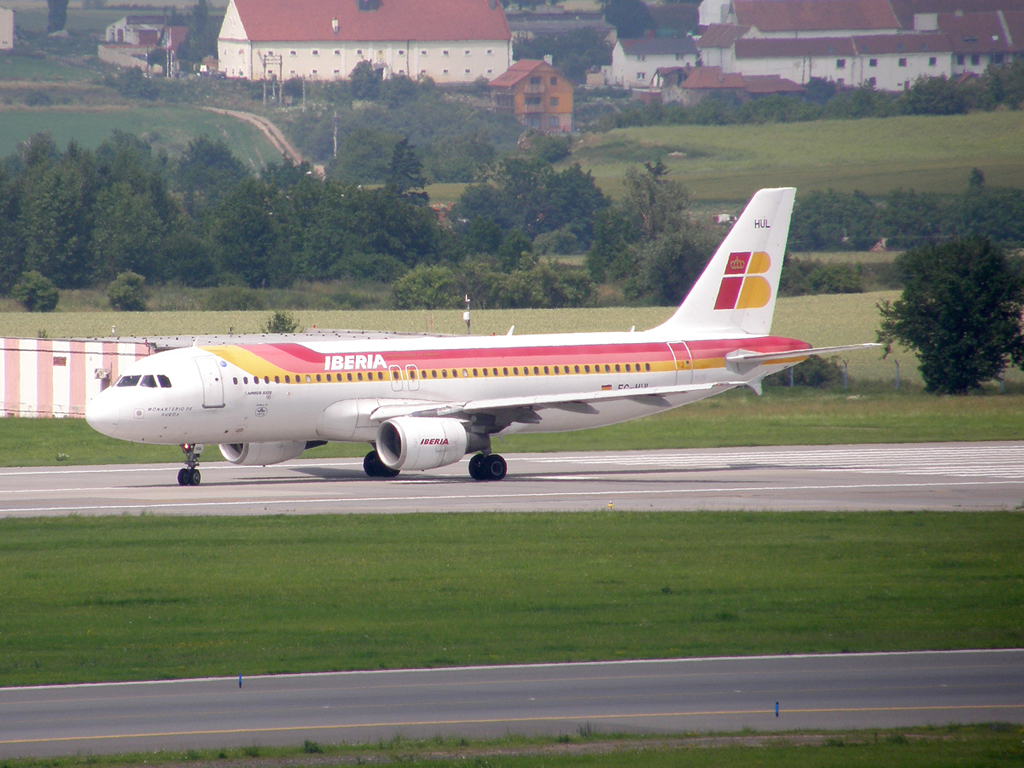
[262,309,300,333]
[766,355,846,388]
[12,271,60,312]
[107,271,148,311]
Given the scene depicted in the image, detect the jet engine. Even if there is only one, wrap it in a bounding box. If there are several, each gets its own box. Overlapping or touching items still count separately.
[376,417,472,471]
[219,441,309,466]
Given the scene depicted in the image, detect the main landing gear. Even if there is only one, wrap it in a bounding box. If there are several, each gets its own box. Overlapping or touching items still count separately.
[468,452,507,481]
[177,443,204,486]
[364,449,400,478]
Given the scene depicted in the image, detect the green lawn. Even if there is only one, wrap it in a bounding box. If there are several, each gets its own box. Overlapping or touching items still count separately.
[0,52,99,82]
[0,105,281,168]
[571,112,1024,202]
[1,512,1020,686]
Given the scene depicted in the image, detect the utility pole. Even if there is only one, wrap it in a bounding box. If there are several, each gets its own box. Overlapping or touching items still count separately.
[463,295,471,335]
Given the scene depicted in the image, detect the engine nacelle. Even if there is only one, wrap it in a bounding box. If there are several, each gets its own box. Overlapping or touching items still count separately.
[219,441,308,466]
[376,417,469,471]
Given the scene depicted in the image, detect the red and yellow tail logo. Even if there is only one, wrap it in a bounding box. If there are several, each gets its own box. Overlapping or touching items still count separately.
[714,251,772,310]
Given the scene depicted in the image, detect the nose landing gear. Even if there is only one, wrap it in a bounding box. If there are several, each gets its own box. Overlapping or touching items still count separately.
[178,443,204,486]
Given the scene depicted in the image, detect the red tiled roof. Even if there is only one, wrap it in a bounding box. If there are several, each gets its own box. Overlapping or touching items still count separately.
[696,23,750,48]
[489,59,566,87]
[1004,11,1024,49]
[733,0,900,33]
[735,36,857,57]
[742,74,806,93]
[938,11,1014,52]
[890,0,1024,28]
[230,0,511,43]
[680,65,745,88]
[852,32,950,53]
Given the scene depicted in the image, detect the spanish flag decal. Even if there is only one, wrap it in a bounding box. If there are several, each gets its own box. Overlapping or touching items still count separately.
[714,251,772,310]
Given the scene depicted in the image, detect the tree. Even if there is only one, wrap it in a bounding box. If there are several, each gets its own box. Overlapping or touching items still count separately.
[263,310,300,333]
[107,271,148,311]
[603,0,654,39]
[47,0,69,32]
[174,136,248,216]
[349,61,382,101]
[386,137,428,204]
[213,177,295,288]
[877,237,1024,394]
[12,271,60,312]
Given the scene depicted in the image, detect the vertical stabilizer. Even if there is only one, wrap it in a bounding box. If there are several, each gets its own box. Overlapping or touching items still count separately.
[652,187,796,337]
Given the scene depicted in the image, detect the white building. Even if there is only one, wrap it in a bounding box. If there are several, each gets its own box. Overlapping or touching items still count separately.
[1,6,14,51]
[611,37,698,88]
[217,0,512,83]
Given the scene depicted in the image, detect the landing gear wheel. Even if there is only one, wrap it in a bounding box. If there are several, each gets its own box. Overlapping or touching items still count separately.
[178,443,204,487]
[468,452,487,480]
[364,450,399,478]
[469,453,506,481]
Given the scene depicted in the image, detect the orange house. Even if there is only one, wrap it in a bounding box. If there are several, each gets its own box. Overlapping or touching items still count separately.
[489,59,573,133]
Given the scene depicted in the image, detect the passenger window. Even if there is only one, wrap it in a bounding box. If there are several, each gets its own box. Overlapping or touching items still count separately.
[544,366,549,375]
[326,374,332,382]
[243,377,249,384]
[462,369,469,378]
[625,364,631,372]
[158,375,172,388]
[116,375,141,387]
[233,377,238,385]
[493,368,498,376]
[534,367,540,375]
[585,365,590,373]
[574,366,580,373]
[305,375,311,383]
[358,373,363,381]
[645,363,651,371]
[285,376,291,383]
[140,375,157,388]
[432,370,438,379]
[442,369,448,378]
[348,373,353,381]
[615,364,621,372]
[503,368,508,376]
[275,376,280,383]
[316,374,321,382]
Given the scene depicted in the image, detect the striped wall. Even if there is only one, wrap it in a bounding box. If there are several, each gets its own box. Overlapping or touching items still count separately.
[1,339,152,418]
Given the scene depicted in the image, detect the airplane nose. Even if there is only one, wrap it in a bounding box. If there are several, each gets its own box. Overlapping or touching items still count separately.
[85,391,120,437]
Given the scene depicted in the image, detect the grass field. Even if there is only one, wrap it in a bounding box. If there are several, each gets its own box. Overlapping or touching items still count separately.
[0,726,1019,768]
[0,105,282,168]
[0,53,99,82]
[0,511,1020,686]
[570,111,1024,202]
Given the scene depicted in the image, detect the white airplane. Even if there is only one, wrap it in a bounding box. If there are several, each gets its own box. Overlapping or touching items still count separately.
[85,187,874,485]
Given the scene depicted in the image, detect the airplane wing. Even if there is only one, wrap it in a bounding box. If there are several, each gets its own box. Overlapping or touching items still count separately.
[368,381,744,424]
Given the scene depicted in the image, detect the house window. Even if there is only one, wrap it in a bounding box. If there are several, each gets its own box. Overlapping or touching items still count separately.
[956,54,965,65]
[290,50,296,56]
[869,58,877,67]
[525,96,541,105]
[550,96,559,106]
[421,50,427,56]
[929,56,936,66]
[334,69,340,75]
[312,49,319,56]
[530,76,541,84]
[420,69,427,75]
[549,116,559,128]
[486,68,493,74]
[398,49,404,55]
[898,57,907,67]
[442,68,449,74]
[637,54,646,61]
[399,69,405,74]
[486,49,493,55]
[464,49,471,56]
[356,49,362,55]
[443,49,450,56]
[464,68,471,74]
[334,49,341,55]
[550,76,557,85]
[836,58,846,69]
[867,76,876,86]
[970,54,980,65]
[636,72,646,80]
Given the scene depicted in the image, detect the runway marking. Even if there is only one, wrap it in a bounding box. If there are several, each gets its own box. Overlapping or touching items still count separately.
[3,704,1022,746]
[0,479,1017,515]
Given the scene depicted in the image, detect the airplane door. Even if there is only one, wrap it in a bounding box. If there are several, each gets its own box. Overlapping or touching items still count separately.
[389,365,403,392]
[667,342,693,386]
[405,364,420,391]
[194,357,226,409]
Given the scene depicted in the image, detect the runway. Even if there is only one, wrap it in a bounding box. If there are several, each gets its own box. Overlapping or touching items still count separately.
[1,650,1021,757]
[0,442,1022,516]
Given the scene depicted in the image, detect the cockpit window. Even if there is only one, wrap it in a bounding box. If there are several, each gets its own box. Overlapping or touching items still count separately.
[140,375,157,388]
[116,375,141,387]
[158,375,172,388]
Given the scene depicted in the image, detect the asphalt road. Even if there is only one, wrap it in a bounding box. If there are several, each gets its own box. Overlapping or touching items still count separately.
[1,442,1022,516]
[1,650,1021,757]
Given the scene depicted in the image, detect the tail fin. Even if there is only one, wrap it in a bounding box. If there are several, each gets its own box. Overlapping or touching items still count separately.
[652,187,796,337]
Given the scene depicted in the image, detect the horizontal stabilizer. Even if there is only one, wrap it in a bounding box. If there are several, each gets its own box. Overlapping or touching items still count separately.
[726,343,880,365]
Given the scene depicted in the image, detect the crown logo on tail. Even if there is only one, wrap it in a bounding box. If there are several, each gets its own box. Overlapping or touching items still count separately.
[715,251,772,310]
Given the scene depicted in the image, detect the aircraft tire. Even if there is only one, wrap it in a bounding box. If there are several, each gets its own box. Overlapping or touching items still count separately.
[190,469,201,486]
[468,453,487,480]
[177,468,189,486]
[483,454,507,481]
[364,450,399,479]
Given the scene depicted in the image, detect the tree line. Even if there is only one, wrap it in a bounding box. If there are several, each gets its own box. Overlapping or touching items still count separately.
[0,131,621,311]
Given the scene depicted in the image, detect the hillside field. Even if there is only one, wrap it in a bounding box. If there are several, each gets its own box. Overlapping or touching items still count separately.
[0,105,282,168]
[571,111,1024,203]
